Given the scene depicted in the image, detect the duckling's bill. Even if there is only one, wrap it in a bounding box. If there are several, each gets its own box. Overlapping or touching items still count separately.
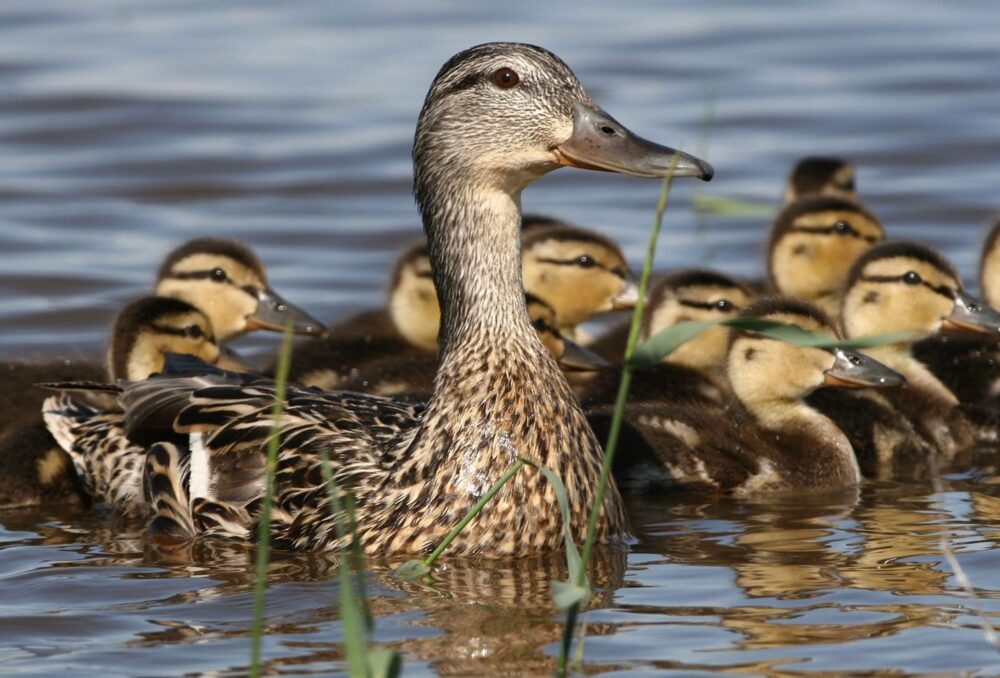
[941,291,1000,334]
[553,103,713,180]
[245,288,328,336]
[559,337,611,371]
[823,349,905,389]
[611,279,640,311]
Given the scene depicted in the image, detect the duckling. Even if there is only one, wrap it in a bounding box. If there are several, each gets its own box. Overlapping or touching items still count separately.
[0,237,321,440]
[782,156,858,205]
[834,242,1000,460]
[768,195,884,317]
[521,223,637,338]
[45,42,712,556]
[290,222,635,388]
[912,218,1000,406]
[590,268,754,370]
[2,297,224,510]
[601,298,902,495]
[340,294,608,399]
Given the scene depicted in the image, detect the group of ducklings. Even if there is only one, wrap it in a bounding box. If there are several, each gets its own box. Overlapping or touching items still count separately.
[3,43,998,559]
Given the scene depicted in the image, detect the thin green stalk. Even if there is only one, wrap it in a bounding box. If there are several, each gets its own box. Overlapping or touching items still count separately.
[250,324,294,678]
[557,158,681,676]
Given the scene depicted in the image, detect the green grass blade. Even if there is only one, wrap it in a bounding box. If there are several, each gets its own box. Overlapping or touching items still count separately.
[692,193,776,217]
[557,155,682,677]
[630,317,923,368]
[250,323,294,678]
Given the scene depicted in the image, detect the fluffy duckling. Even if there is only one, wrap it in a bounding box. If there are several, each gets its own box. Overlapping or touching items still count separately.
[782,156,858,205]
[590,269,755,371]
[603,298,902,494]
[913,218,1000,406]
[836,242,1000,460]
[45,42,713,556]
[521,223,637,338]
[289,222,635,388]
[1,297,224,510]
[339,294,608,399]
[768,195,884,317]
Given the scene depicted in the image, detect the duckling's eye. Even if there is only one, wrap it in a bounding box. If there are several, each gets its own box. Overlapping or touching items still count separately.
[185,324,205,339]
[716,299,733,312]
[834,221,851,235]
[492,67,520,89]
[903,271,922,285]
[211,268,228,282]
[577,254,596,268]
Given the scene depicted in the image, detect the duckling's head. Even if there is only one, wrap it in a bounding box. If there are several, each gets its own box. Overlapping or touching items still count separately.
[979,218,1000,310]
[414,42,712,208]
[728,298,902,421]
[521,224,636,329]
[768,196,884,316]
[154,238,325,343]
[387,242,440,351]
[526,293,608,371]
[107,297,221,381]
[641,269,754,371]
[843,242,1000,340]
[783,156,857,205]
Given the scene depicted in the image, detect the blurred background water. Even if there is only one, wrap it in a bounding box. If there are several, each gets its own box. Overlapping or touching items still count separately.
[1,1,1000,675]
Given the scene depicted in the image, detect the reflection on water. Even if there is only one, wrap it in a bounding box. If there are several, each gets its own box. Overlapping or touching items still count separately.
[3,0,1000,674]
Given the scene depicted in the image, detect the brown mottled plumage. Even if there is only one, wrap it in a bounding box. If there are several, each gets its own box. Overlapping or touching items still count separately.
[45,42,712,556]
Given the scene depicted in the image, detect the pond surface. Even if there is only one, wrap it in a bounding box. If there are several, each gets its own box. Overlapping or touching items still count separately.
[2,1,1000,675]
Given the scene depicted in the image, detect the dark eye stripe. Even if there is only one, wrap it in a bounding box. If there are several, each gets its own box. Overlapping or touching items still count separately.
[150,323,210,340]
[536,256,622,276]
[860,274,955,300]
[789,224,879,242]
[678,299,742,312]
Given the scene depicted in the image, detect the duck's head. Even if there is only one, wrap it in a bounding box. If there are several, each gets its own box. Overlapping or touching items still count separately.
[526,293,608,372]
[979,218,1000,310]
[768,196,884,316]
[728,298,903,419]
[783,156,857,205]
[414,42,712,204]
[154,238,325,343]
[387,242,440,351]
[107,297,223,381]
[843,242,1000,341]
[521,223,637,329]
[641,269,755,371]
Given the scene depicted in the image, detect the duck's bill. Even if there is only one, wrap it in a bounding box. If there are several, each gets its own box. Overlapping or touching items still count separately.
[247,288,328,337]
[553,103,714,181]
[611,280,640,311]
[215,346,258,373]
[941,291,1000,334]
[559,338,611,372]
[823,348,905,389]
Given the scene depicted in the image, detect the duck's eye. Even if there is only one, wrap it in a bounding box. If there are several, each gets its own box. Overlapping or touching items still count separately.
[492,67,520,89]
[716,299,733,312]
[211,268,228,282]
[185,324,205,339]
[903,271,922,285]
[577,254,596,268]
[834,221,851,234]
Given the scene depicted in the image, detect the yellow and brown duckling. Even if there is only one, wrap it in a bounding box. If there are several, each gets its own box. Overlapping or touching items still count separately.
[782,156,858,206]
[767,195,884,317]
[913,218,1000,407]
[833,242,1000,463]
[3,297,225,511]
[590,268,755,372]
[290,222,635,390]
[604,298,902,494]
[339,293,608,399]
[45,42,713,555]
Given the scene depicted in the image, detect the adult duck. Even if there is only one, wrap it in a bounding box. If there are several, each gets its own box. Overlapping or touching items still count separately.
[46,43,712,556]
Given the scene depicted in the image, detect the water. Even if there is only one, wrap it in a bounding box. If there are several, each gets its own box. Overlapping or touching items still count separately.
[2,1,1000,674]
